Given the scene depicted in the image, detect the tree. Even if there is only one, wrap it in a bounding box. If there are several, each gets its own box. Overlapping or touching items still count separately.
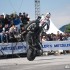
[65,24,70,33]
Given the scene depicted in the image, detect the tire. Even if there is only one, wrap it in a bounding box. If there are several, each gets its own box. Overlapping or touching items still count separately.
[36,49,43,56]
[27,48,36,61]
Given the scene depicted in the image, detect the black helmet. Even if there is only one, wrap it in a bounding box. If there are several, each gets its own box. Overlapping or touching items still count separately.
[37,16,41,19]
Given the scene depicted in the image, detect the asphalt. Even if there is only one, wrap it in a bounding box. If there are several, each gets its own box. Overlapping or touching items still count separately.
[0,54,70,70]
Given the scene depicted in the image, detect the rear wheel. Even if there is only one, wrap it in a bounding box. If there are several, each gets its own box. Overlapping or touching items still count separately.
[36,49,43,56]
[27,48,36,61]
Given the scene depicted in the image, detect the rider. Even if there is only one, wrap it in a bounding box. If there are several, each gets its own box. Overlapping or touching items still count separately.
[25,12,51,50]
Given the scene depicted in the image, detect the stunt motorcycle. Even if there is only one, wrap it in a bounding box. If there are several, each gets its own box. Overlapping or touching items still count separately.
[25,13,51,61]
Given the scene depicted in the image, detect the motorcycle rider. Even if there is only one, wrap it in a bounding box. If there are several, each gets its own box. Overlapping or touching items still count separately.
[25,12,51,56]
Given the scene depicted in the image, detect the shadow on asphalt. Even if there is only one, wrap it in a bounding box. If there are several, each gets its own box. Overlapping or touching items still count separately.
[0,53,27,59]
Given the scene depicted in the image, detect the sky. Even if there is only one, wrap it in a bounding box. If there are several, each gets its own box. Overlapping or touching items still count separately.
[0,0,70,28]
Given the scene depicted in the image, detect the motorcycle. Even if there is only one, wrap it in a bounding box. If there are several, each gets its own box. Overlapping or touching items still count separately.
[25,13,50,61]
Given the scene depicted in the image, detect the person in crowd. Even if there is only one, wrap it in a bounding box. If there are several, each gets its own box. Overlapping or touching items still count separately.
[2,24,9,42]
[9,23,16,33]
[50,33,56,41]
[13,15,22,30]
[63,32,68,40]
[47,34,53,41]
[59,33,63,41]
[4,14,9,24]
[56,31,60,41]
[19,12,22,17]
[20,25,27,41]
[21,12,30,26]
[9,23,17,42]
[0,23,3,32]
[42,35,47,42]
[0,23,3,42]
[4,14,12,27]
[0,15,4,27]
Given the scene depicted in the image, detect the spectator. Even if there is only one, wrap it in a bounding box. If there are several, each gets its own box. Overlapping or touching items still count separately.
[0,23,3,33]
[59,33,63,41]
[4,14,9,24]
[21,12,30,26]
[0,15,4,27]
[20,25,27,41]
[56,31,60,40]
[0,23,3,42]
[42,35,47,42]
[2,24,9,42]
[63,33,68,40]
[13,15,22,30]
[47,34,53,41]
[9,24,17,42]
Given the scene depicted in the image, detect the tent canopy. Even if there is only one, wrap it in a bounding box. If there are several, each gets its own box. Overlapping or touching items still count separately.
[45,19,64,34]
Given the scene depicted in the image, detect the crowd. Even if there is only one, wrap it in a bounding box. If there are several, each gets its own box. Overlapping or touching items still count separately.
[0,12,70,43]
[0,12,30,43]
[41,31,70,42]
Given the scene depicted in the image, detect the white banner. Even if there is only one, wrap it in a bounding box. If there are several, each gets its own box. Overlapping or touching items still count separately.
[0,41,70,55]
[0,42,26,55]
[42,41,70,51]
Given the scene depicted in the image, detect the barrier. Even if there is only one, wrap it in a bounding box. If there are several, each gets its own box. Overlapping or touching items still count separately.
[0,41,70,55]
[42,41,70,51]
[0,42,26,55]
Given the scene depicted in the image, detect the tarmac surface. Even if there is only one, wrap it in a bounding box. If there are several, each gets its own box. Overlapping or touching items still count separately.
[0,54,70,70]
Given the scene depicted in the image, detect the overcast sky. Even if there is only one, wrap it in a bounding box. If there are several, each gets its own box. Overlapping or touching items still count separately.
[0,0,70,28]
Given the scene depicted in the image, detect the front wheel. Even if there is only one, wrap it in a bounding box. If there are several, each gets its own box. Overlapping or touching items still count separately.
[27,48,36,61]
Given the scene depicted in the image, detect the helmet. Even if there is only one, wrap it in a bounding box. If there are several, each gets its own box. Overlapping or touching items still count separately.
[37,16,41,19]
[45,12,51,18]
